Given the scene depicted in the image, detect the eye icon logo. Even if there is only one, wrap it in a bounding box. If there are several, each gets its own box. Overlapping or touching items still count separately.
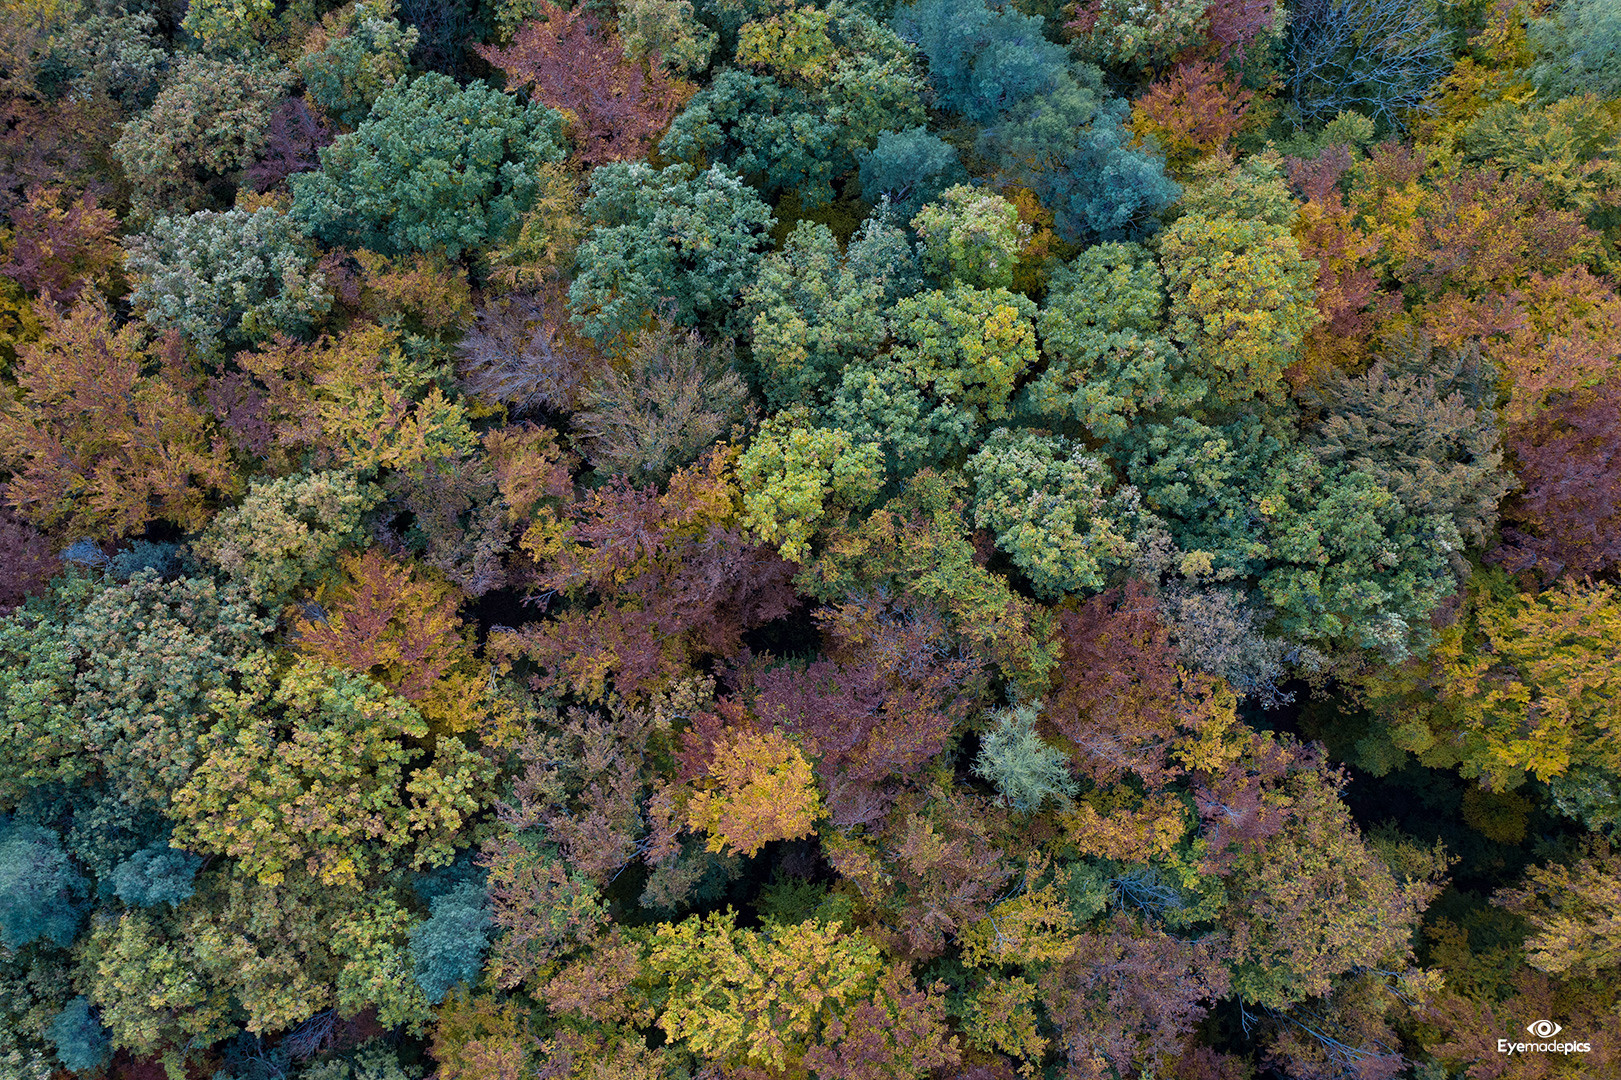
[1527,1020,1562,1038]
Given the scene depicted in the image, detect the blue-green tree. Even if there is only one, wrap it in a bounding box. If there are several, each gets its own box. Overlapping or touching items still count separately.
[858,127,966,221]
[126,207,332,355]
[108,843,205,909]
[0,819,87,949]
[891,0,1066,123]
[972,704,1078,811]
[44,998,110,1074]
[297,0,419,130]
[980,75,1179,243]
[409,880,492,1004]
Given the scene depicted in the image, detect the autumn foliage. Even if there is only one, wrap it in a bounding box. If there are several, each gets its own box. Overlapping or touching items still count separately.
[3,2,1620,1078]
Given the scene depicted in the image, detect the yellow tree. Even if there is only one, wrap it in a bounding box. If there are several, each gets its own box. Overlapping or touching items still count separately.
[687,728,823,857]
[1159,155,1320,407]
[644,909,884,1072]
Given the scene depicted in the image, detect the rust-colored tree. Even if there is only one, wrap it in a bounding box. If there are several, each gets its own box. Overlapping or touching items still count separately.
[1204,0,1278,62]
[1131,62,1253,175]
[1490,266,1621,425]
[800,965,962,1080]
[476,2,690,167]
[0,485,55,613]
[1037,914,1232,1080]
[731,597,983,826]
[1285,145,1391,383]
[294,550,473,714]
[821,778,1020,960]
[245,97,333,193]
[492,449,796,701]
[0,186,121,307]
[1351,145,1598,303]
[0,300,237,537]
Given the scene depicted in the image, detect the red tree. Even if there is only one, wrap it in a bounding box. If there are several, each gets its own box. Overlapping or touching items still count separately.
[475,3,690,167]
[1499,375,1621,578]
[1045,581,1185,788]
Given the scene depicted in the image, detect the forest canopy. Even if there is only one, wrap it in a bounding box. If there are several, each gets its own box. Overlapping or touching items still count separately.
[1,0,1619,1076]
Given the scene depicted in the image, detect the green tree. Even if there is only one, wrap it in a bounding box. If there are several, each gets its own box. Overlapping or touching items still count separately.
[409,880,492,1004]
[1309,340,1511,551]
[616,0,716,74]
[737,408,883,562]
[1159,157,1320,408]
[297,0,419,130]
[742,216,920,410]
[295,0,418,129]
[887,284,1038,427]
[181,0,275,54]
[975,67,1180,244]
[112,55,291,219]
[568,162,775,342]
[660,2,925,208]
[192,470,381,612]
[80,869,434,1055]
[169,654,494,888]
[291,73,566,259]
[967,427,1143,598]
[821,283,1038,478]
[645,909,885,1072]
[910,184,1029,290]
[1023,241,1204,441]
[0,573,268,811]
[1120,415,1457,656]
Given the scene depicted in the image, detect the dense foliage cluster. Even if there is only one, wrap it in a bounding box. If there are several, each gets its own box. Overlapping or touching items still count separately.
[3,0,1620,1077]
